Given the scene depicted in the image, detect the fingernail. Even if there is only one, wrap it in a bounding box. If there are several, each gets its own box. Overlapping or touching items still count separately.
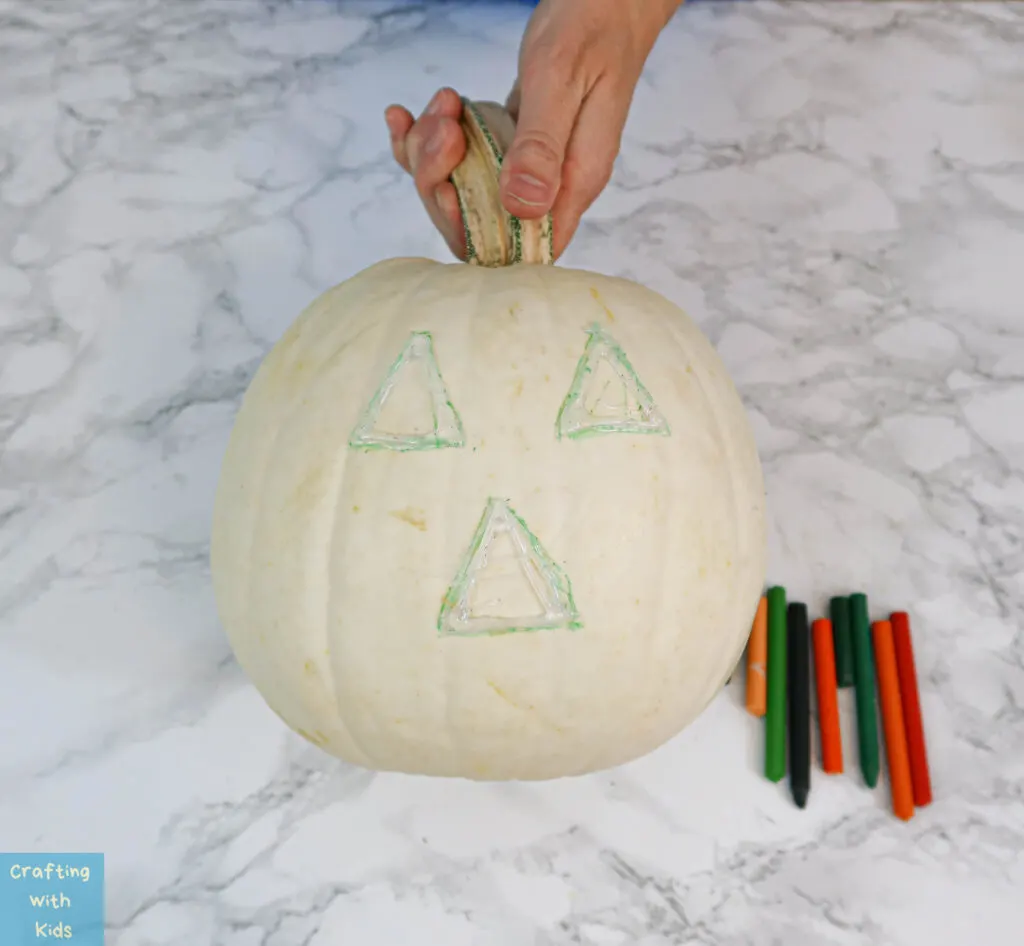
[506,173,549,207]
[427,91,444,115]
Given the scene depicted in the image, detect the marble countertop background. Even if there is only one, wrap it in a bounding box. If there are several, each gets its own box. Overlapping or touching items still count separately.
[2,0,1023,943]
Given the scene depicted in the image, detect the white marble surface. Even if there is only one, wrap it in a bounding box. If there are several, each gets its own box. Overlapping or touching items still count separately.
[1,0,1023,942]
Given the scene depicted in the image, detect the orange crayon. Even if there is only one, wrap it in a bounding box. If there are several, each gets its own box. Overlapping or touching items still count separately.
[891,611,933,807]
[812,618,843,774]
[745,596,768,716]
[871,620,915,821]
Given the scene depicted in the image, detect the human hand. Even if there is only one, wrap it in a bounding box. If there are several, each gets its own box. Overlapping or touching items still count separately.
[385,0,682,261]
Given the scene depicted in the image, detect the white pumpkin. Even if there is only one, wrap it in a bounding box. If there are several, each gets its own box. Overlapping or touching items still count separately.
[211,101,766,780]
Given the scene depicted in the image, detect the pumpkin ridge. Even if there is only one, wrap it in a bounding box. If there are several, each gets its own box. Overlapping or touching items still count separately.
[322,266,441,766]
[660,311,763,709]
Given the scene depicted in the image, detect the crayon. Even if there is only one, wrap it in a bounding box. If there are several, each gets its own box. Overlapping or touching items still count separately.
[891,611,933,807]
[812,618,844,774]
[787,603,811,808]
[829,595,855,687]
[765,586,787,782]
[872,620,915,821]
[849,593,880,788]
[745,596,768,716]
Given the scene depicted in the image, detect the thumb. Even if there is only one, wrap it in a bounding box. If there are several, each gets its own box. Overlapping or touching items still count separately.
[500,63,582,219]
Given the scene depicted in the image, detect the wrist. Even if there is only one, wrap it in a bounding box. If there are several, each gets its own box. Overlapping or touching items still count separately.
[629,0,684,49]
[636,0,684,24]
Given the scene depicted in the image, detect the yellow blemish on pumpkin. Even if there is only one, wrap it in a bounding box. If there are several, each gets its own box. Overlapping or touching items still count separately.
[544,374,550,382]
[512,378,524,398]
[303,659,316,675]
[686,365,694,375]
[699,566,708,578]
[486,682,563,733]
[487,680,524,711]
[289,464,328,511]
[390,506,427,531]
[590,287,615,322]
[352,504,361,513]
[313,730,329,745]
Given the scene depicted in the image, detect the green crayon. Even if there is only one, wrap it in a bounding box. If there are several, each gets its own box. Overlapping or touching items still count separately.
[765,585,788,782]
[849,592,880,788]
[829,595,855,688]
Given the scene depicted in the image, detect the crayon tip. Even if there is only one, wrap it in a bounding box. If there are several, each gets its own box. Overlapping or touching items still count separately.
[864,763,880,789]
[793,785,809,809]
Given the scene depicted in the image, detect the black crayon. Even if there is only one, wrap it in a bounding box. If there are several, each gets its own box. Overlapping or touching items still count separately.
[787,602,811,809]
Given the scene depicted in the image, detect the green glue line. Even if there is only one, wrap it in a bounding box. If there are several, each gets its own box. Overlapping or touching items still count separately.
[829,596,855,688]
[849,592,880,788]
[765,586,788,783]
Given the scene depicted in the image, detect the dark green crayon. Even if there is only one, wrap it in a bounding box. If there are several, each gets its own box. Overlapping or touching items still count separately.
[765,586,788,782]
[849,592,880,788]
[787,602,811,809]
[829,595,855,688]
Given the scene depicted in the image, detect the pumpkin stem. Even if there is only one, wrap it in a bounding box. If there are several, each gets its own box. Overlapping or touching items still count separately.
[450,99,554,267]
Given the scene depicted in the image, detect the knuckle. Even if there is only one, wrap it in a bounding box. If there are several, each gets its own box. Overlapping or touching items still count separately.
[414,168,439,200]
[563,152,615,209]
[406,119,429,147]
[516,132,564,168]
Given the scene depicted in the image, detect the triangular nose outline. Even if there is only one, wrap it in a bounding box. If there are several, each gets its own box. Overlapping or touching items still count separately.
[438,497,582,637]
[555,322,671,440]
[349,331,465,452]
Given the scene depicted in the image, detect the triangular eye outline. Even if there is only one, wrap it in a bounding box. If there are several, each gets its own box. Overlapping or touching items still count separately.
[554,322,671,441]
[348,330,466,452]
[437,496,582,637]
